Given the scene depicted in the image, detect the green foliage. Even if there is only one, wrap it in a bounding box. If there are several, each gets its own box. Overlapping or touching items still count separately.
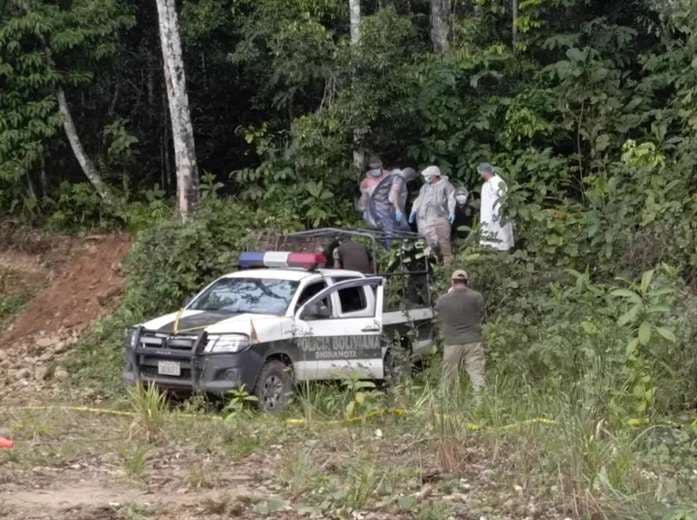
[223,385,258,420]
[128,382,168,442]
[124,198,299,317]
[342,378,381,420]
[45,182,115,230]
[0,294,26,329]
[0,0,134,206]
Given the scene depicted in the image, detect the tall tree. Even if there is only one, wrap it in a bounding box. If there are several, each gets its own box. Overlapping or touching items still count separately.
[430,0,450,53]
[155,0,199,220]
[57,88,113,203]
[512,0,518,47]
[349,0,364,171]
[3,0,122,203]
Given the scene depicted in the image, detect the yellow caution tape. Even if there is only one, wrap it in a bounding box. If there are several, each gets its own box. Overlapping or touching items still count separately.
[0,405,136,417]
[170,308,210,335]
[0,405,219,421]
[3,406,687,436]
[173,308,183,335]
[285,409,556,431]
[286,408,407,427]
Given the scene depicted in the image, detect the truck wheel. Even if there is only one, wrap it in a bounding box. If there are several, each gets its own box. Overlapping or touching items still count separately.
[255,360,293,414]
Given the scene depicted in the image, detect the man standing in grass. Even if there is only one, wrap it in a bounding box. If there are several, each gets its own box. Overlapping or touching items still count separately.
[436,270,486,395]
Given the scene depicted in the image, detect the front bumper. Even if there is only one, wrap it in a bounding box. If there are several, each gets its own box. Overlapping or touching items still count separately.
[123,328,264,395]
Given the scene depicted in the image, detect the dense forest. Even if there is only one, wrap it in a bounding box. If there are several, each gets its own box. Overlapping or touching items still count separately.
[2,1,695,235]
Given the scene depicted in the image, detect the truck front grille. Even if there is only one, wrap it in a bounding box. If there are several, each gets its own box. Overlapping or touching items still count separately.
[139,334,197,351]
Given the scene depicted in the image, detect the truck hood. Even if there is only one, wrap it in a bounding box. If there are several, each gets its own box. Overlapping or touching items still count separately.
[141,310,285,336]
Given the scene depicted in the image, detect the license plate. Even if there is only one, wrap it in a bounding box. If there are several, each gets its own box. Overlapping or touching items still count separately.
[157,360,181,376]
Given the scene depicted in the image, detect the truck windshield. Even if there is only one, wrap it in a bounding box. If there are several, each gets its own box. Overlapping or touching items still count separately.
[190,278,299,315]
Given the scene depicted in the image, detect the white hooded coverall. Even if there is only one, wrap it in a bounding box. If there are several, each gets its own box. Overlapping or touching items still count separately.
[480,174,514,251]
[411,176,456,261]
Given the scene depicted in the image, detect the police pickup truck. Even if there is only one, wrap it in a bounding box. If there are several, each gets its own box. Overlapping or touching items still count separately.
[123,250,434,412]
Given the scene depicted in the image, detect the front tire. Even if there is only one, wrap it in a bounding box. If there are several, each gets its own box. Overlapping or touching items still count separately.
[255,360,293,414]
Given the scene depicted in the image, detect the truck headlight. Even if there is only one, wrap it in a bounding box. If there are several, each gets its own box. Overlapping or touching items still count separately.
[124,328,138,349]
[204,334,251,354]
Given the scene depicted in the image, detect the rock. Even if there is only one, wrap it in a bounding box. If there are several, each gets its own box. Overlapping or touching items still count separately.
[35,336,55,348]
[54,367,69,381]
[34,366,49,381]
[15,368,31,380]
[52,340,68,354]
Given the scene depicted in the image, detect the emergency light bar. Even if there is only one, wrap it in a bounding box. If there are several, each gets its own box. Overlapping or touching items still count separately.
[239,251,326,270]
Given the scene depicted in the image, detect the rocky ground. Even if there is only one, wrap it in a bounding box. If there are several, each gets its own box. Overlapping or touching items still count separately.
[0,233,129,404]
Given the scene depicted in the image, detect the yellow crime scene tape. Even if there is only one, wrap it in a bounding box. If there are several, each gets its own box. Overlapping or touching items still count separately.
[2,405,689,434]
[0,405,556,432]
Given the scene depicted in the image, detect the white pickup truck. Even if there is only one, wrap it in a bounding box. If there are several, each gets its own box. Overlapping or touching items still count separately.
[123,251,435,412]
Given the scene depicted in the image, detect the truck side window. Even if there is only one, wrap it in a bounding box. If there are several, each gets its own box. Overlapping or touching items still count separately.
[295,281,328,311]
[338,286,367,314]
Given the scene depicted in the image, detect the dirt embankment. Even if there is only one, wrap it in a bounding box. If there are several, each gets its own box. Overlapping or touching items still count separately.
[2,234,131,344]
[0,227,131,395]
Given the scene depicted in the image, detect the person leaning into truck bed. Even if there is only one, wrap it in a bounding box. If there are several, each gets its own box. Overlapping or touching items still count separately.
[332,237,373,273]
[435,269,485,396]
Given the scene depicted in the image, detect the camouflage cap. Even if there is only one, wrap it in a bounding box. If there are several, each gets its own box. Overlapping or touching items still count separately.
[451,270,469,281]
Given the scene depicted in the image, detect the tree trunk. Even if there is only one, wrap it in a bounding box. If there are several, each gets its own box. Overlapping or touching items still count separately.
[155,0,199,220]
[430,0,450,53]
[512,0,518,47]
[57,88,114,203]
[349,0,361,44]
[349,0,364,171]
[13,0,113,203]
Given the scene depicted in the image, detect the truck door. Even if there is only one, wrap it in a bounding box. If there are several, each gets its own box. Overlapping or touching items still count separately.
[292,277,384,381]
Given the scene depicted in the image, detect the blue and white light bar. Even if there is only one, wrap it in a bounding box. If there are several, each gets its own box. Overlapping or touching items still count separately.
[239,251,326,270]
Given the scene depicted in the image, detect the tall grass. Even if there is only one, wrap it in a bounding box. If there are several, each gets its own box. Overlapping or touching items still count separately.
[127,383,168,442]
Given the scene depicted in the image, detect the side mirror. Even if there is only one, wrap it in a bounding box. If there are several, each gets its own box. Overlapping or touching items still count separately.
[301,301,331,320]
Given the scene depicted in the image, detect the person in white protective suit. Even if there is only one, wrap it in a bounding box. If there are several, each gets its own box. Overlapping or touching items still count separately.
[478,162,514,251]
[409,165,456,264]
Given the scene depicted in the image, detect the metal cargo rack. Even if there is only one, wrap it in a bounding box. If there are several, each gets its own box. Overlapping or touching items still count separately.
[285,227,433,308]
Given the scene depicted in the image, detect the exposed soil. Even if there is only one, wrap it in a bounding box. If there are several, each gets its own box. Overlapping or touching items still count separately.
[1,470,265,520]
[1,234,130,345]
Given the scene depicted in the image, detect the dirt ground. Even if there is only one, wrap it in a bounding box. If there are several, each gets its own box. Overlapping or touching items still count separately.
[0,404,564,520]
[0,409,292,520]
[0,231,131,405]
[1,233,130,345]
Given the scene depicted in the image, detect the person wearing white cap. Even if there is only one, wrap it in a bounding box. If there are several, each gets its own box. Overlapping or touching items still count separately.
[408,165,456,264]
[478,162,514,251]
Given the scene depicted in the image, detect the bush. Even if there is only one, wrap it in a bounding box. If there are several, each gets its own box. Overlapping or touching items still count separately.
[450,249,697,421]
[45,182,121,231]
